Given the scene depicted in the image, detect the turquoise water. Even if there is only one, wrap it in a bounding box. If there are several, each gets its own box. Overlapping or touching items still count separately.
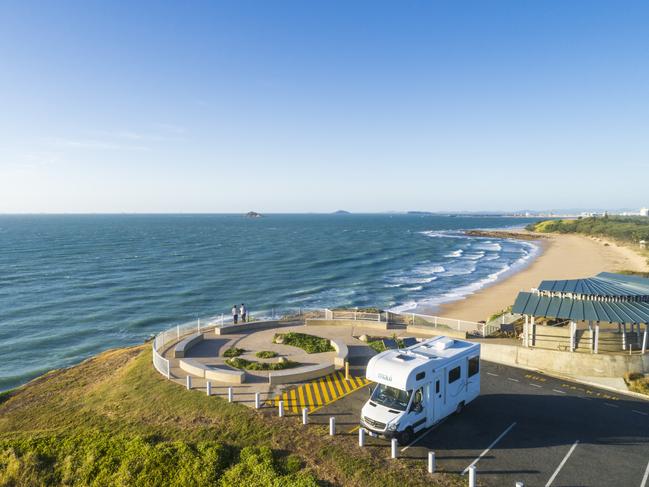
[0,214,539,391]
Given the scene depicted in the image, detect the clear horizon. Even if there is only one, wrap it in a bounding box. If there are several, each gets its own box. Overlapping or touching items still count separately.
[2,1,649,213]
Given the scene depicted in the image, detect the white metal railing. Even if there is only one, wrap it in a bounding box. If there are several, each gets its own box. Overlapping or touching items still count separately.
[151,306,501,380]
[396,312,484,334]
[150,309,325,379]
[324,309,383,322]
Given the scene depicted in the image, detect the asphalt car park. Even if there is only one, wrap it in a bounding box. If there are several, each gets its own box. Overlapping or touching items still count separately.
[306,361,649,487]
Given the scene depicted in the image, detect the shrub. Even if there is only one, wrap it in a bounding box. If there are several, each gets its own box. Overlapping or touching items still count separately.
[624,372,649,395]
[223,347,244,358]
[225,358,299,371]
[273,333,334,354]
[255,351,278,359]
[367,341,386,353]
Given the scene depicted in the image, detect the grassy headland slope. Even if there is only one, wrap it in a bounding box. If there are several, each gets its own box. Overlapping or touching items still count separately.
[0,345,460,487]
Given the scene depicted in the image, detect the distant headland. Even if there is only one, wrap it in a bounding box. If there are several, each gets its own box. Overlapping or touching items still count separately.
[245,211,262,218]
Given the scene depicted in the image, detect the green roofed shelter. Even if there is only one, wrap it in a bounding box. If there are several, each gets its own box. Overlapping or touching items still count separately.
[511,272,649,354]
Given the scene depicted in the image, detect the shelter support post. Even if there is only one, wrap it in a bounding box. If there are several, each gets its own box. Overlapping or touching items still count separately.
[523,315,529,347]
[642,325,647,355]
[531,316,536,347]
[594,322,600,354]
[570,321,576,352]
[622,325,627,351]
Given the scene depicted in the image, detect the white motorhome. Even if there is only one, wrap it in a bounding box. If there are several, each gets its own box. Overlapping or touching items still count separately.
[360,336,480,445]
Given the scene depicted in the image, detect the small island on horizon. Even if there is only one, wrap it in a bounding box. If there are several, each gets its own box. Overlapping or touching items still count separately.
[332,210,351,215]
[245,211,262,218]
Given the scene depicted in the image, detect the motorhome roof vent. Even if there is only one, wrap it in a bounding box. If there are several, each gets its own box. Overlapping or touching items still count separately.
[433,338,454,351]
[394,354,415,361]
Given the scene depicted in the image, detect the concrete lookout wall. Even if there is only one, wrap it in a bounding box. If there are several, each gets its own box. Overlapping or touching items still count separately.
[305,318,389,330]
[407,325,468,339]
[215,320,293,335]
[480,342,649,377]
[269,363,335,385]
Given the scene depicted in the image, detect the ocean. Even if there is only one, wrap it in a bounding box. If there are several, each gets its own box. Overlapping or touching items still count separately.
[0,214,539,391]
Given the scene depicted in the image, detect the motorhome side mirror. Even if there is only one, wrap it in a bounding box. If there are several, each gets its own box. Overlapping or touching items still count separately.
[368,386,374,396]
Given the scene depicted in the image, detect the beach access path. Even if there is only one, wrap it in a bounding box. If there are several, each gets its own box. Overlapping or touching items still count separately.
[437,233,649,322]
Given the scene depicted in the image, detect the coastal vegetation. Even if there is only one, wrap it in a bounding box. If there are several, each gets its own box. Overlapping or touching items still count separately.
[367,334,405,354]
[255,350,278,359]
[526,216,649,243]
[223,347,244,358]
[273,332,335,354]
[527,216,649,267]
[225,357,298,371]
[0,345,458,486]
[624,372,649,396]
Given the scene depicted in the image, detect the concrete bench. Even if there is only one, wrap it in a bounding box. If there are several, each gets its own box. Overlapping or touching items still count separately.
[173,333,204,358]
[205,366,245,384]
[179,358,245,384]
[268,363,335,385]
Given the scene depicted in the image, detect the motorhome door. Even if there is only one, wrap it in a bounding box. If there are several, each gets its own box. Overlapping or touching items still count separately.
[429,371,444,424]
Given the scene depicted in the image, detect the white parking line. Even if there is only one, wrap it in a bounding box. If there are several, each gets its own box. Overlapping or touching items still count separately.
[400,418,447,452]
[641,457,649,487]
[487,372,499,377]
[603,403,619,408]
[633,410,648,416]
[507,377,520,382]
[545,440,579,487]
[529,383,542,388]
[552,389,566,394]
[461,422,517,475]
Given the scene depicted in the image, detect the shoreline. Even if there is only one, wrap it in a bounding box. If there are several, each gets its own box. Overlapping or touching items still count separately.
[426,231,649,322]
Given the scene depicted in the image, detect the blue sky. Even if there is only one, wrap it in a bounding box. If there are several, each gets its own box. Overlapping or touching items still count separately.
[1,1,648,213]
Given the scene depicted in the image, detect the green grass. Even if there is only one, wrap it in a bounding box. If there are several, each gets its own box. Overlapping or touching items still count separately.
[223,347,245,358]
[0,345,462,487]
[274,332,335,353]
[225,357,299,371]
[255,350,278,359]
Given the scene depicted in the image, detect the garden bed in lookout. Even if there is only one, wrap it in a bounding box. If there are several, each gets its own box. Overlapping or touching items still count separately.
[273,332,334,354]
[226,357,300,371]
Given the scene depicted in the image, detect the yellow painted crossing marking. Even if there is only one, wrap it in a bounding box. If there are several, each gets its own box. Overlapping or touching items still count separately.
[267,372,372,413]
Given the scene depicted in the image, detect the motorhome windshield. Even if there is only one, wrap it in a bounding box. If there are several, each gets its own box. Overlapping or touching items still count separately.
[371,384,411,411]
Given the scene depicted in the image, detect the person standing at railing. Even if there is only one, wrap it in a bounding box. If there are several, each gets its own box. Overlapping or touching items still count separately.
[241,303,247,323]
[232,304,239,324]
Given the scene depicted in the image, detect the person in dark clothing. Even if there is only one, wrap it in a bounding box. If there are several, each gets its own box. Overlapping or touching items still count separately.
[241,303,247,323]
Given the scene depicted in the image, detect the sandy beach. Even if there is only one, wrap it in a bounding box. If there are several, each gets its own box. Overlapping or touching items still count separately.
[435,233,649,322]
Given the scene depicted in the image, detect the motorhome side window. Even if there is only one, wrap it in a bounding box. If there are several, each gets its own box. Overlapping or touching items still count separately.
[416,371,425,381]
[448,366,461,383]
[468,356,479,377]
